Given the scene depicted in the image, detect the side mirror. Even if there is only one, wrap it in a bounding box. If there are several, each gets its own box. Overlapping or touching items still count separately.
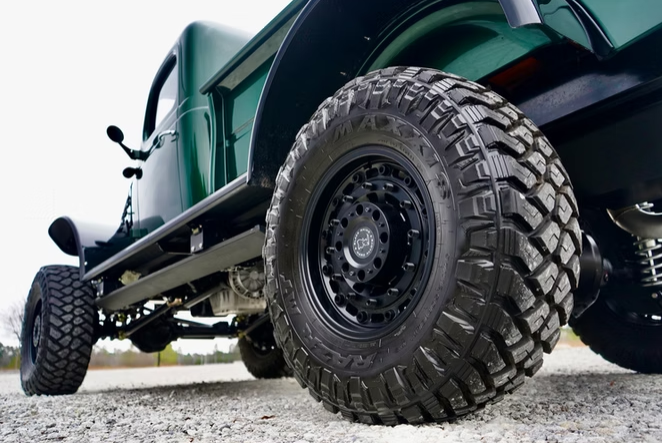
[106,125,147,161]
[107,125,125,143]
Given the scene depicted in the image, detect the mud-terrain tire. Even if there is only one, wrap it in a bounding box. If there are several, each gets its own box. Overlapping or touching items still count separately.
[570,292,662,373]
[264,67,581,424]
[238,336,292,379]
[21,265,97,396]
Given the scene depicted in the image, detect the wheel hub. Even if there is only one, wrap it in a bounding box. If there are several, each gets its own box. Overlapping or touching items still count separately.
[32,314,41,349]
[305,148,436,337]
[351,226,375,260]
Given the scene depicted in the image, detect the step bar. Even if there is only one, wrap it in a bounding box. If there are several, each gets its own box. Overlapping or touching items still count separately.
[96,226,265,312]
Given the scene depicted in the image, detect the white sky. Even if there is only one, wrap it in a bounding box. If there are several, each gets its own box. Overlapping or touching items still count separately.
[0,0,292,352]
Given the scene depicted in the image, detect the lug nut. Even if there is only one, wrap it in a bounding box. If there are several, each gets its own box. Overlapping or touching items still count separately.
[400,200,413,209]
[326,247,336,255]
[330,219,340,226]
[332,273,343,281]
[362,182,374,190]
[384,310,396,322]
[384,183,396,191]
[366,298,377,306]
[343,195,355,203]
[403,262,415,272]
[387,288,399,297]
[408,229,420,239]
[357,311,369,323]
[334,294,347,306]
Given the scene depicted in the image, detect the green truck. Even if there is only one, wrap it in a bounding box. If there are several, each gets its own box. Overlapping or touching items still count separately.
[20,0,662,424]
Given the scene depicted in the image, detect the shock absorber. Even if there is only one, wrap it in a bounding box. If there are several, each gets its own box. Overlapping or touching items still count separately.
[608,202,662,288]
[632,203,662,288]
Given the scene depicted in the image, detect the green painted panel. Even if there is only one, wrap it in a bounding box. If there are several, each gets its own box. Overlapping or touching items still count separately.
[369,3,559,81]
[224,64,270,181]
[579,0,662,49]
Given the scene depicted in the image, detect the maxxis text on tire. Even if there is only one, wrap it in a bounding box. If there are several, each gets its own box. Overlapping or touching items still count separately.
[21,265,97,396]
[264,67,581,424]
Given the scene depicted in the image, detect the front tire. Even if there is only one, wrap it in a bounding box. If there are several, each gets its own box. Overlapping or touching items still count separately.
[264,67,581,424]
[20,266,97,396]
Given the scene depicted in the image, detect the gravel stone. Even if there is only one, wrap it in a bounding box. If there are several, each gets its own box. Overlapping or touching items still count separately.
[1,347,660,442]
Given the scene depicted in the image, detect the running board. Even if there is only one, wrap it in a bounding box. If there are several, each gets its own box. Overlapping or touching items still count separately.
[96,226,265,312]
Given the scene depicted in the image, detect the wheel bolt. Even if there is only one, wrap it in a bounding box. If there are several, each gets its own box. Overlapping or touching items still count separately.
[403,262,415,272]
[387,288,399,297]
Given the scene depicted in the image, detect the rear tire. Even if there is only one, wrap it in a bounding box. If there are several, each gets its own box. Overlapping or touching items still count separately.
[264,67,581,424]
[20,265,97,396]
[238,322,291,379]
[570,292,662,373]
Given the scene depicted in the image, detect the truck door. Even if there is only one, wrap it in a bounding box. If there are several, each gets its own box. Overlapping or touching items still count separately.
[135,52,183,235]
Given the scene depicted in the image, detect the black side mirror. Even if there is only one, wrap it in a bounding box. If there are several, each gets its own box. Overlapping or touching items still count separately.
[107,125,125,143]
[106,125,147,161]
[122,167,143,180]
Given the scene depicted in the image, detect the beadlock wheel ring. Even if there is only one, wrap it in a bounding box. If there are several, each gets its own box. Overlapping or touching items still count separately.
[300,145,436,341]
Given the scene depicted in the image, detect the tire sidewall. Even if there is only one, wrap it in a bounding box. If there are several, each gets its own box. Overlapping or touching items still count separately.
[274,110,460,378]
[20,273,50,386]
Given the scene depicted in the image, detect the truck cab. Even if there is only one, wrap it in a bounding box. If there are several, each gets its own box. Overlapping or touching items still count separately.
[135,22,253,235]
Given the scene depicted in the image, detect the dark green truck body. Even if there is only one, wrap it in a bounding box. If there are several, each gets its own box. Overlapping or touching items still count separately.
[47,0,662,304]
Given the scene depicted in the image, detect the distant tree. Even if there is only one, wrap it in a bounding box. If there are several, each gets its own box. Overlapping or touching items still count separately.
[0,342,20,369]
[159,344,179,366]
[2,300,24,344]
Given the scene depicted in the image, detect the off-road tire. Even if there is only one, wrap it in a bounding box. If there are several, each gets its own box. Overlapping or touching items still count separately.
[238,336,292,379]
[570,295,662,373]
[21,265,97,395]
[264,67,581,424]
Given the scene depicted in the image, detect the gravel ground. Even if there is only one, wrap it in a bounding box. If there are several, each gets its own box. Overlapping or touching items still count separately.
[1,347,661,443]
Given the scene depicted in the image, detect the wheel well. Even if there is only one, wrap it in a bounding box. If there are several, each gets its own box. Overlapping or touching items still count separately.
[248,0,560,189]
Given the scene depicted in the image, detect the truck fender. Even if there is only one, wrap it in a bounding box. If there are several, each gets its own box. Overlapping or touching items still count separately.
[248,0,609,188]
[48,217,119,279]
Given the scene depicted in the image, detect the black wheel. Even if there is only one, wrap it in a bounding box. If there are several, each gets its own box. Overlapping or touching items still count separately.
[264,67,581,424]
[238,322,292,379]
[570,286,662,373]
[21,265,97,395]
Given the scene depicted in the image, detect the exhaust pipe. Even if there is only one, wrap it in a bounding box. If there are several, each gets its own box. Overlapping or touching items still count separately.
[607,205,662,239]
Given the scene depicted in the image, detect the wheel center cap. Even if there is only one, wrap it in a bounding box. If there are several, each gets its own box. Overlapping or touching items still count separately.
[352,227,375,259]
